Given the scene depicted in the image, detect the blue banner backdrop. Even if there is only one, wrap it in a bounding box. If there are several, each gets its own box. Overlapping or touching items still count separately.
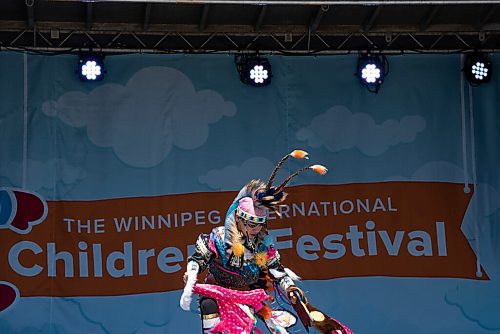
[0,52,499,334]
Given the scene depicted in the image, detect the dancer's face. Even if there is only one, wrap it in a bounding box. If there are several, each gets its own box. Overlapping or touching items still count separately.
[237,216,265,238]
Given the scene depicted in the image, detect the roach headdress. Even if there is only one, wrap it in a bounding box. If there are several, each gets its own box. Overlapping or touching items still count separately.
[224,150,328,246]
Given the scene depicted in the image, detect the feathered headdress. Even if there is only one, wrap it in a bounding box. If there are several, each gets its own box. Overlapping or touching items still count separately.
[224,150,328,246]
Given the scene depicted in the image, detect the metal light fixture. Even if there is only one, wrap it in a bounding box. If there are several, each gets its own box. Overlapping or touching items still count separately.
[235,54,272,87]
[464,52,492,86]
[78,52,105,82]
[356,54,389,94]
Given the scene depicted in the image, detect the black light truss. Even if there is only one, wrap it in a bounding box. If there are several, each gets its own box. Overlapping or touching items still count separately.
[1,0,500,54]
[1,27,499,54]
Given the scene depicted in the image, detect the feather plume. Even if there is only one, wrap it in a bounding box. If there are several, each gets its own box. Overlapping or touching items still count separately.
[254,251,268,268]
[231,242,245,256]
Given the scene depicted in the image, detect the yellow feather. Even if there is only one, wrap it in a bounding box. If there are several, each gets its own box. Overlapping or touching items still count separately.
[232,242,245,257]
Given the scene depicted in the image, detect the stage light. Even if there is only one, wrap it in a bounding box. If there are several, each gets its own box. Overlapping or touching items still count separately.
[464,53,492,85]
[356,54,388,94]
[235,54,272,87]
[78,53,105,82]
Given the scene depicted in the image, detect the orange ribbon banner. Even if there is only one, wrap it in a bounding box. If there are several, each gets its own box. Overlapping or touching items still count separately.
[0,182,487,298]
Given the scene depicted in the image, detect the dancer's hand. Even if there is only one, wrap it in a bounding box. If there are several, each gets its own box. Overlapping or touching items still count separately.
[183,261,199,284]
[180,262,199,311]
[286,286,306,304]
[180,272,197,311]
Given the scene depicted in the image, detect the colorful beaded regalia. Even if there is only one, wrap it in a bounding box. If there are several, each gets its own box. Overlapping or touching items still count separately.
[180,150,353,334]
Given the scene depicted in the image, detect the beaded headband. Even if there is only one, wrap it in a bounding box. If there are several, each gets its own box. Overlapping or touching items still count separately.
[236,206,267,224]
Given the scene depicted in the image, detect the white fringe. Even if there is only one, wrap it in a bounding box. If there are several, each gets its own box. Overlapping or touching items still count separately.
[284,267,301,281]
[269,268,286,278]
[269,267,301,281]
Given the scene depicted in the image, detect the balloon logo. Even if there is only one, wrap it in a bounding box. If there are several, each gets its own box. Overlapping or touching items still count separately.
[0,188,47,314]
[0,281,20,313]
[0,188,47,234]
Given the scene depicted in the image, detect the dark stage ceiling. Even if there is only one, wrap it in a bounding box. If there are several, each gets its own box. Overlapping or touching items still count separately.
[1,0,500,55]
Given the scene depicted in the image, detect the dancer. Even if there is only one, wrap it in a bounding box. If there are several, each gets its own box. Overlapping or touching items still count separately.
[180,150,352,334]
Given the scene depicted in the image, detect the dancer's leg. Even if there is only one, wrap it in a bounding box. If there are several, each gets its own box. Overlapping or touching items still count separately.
[200,297,220,333]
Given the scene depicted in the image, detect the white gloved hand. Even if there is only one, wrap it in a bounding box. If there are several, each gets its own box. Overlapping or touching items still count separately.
[179,262,199,311]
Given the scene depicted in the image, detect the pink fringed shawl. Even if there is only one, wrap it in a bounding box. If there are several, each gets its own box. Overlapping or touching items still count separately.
[192,284,268,334]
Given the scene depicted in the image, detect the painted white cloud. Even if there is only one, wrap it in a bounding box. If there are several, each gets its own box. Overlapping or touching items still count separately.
[410,160,471,183]
[42,66,236,168]
[446,281,500,330]
[0,159,86,191]
[65,291,190,334]
[296,105,426,156]
[0,293,202,334]
[199,157,276,191]
[0,297,103,334]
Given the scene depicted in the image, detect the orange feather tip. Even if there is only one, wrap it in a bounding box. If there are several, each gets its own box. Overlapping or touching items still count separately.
[290,150,309,159]
[310,164,328,175]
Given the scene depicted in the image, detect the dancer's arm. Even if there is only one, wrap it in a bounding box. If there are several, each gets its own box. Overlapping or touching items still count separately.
[186,233,214,275]
[268,250,306,303]
[180,234,214,311]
